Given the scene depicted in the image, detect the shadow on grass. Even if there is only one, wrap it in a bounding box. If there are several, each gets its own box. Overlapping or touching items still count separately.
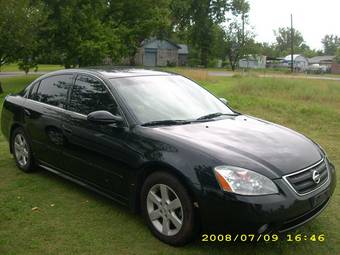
[33,166,288,253]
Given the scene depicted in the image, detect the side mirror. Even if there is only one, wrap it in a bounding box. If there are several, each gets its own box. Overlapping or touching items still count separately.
[219,98,228,105]
[87,111,123,125]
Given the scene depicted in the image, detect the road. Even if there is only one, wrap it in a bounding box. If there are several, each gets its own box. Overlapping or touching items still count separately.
[208,71,340,81]
[0,71,48,78]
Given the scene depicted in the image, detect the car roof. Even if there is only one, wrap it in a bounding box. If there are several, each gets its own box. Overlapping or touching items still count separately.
[40,67,176,80]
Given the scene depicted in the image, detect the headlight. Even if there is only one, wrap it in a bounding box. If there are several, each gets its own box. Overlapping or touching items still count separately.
[214,166,279,196]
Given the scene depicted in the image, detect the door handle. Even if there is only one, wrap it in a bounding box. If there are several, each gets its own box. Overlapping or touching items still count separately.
[62,125,73,134]
[24,108,31,117]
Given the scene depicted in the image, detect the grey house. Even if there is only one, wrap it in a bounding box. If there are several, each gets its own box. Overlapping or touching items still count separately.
[135,38,188,67]
[309,55,335,69]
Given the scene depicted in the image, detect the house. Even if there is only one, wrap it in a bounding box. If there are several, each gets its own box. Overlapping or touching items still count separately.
[239,55,266,69]
[134,38,189,67]
[283,54,308,71]
[308,55,335,71]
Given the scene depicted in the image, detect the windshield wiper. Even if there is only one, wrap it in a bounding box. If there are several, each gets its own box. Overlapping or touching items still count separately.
[141,119,191,127]
[196,112,238,121]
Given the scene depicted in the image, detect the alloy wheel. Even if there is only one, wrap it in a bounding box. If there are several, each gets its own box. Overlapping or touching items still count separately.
[146,184,183,236]
[14,134,29,167]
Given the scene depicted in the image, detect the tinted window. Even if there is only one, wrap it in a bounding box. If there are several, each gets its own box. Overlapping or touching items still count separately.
[27,81,40,100]
[68,75,118,115]
[36,75,72,108]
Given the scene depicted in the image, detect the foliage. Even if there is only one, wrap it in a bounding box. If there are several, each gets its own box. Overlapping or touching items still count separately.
[321,34,340,55]
[39,0,171,68]
[274,27,310,57]
[0,0,44,70]
[18,59,38,74]
[170,0,247,67]
[223,0,254,71]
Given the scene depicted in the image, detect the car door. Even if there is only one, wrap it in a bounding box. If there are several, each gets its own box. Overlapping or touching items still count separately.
[24,74,73,170]
[61,73,130,199]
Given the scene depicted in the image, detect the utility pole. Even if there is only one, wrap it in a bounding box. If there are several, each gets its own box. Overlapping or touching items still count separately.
[290,14,294,73]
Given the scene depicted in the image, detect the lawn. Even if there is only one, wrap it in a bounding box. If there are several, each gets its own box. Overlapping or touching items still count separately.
[0,73,339,255]
[0,64,64,72]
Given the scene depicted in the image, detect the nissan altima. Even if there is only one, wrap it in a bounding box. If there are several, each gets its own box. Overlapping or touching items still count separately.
[1,68,336,246]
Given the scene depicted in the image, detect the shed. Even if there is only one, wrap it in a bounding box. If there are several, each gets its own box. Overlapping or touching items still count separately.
[135,38,188,67]
[135,38,179,67]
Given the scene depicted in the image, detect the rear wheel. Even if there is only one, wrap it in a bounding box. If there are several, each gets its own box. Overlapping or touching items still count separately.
[11,128,35,172]
[141,171,197,246]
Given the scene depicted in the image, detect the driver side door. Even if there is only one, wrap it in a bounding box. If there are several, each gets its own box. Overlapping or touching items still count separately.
[61,74,130,200]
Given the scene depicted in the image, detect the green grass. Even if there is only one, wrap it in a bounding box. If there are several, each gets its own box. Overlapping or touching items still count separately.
[0,64,64,72]
[0,74,339,255]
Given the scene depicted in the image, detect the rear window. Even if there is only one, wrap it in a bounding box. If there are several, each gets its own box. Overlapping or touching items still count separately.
[36,75,73,108]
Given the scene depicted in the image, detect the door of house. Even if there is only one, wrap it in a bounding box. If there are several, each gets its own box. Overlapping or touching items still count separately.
[144,49,157,67]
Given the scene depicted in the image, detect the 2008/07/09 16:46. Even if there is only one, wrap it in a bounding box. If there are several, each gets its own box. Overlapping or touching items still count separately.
[201,233,326,242]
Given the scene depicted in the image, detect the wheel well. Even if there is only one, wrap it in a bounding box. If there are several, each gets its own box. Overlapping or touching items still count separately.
[133,163,199,214]
[9,124,23,153]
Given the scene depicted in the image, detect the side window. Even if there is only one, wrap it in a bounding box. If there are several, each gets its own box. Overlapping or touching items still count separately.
[68,75,118,116]
[36,75,72,108]
[28,81,40,100]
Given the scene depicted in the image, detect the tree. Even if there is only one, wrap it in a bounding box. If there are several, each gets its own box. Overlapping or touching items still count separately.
[223,0,253,71]
[40,0,116,68]
[170,0,246,67]
[40,0,171,68]
[322,34,340,55]
[0,0,43,71]
[274,27,307,56]
[106,0,171,65]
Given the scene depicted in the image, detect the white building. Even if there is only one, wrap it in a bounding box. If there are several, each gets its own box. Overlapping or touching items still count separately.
[239,55,267,69]
[283,54,308,71]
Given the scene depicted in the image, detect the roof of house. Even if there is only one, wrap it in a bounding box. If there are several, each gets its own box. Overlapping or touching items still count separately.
[178,44,189,54]
[284,54,307,61]
[308,55,335,64]
[141,38,180,49]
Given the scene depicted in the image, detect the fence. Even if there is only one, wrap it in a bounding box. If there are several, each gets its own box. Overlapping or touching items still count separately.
[331,63,340,74]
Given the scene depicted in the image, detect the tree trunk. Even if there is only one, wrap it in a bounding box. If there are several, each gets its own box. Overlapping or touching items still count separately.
[129,56,136,66]
[0,82,3,94]
[200,47,208,68]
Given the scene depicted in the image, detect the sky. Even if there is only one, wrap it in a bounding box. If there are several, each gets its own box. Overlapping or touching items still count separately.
[247,0,340,50]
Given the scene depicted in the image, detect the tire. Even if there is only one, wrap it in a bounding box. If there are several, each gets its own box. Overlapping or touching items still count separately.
[141,171,197,246]
[11,127,35,173]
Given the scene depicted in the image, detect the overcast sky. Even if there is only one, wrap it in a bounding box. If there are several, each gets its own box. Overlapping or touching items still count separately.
[247,0,340,50]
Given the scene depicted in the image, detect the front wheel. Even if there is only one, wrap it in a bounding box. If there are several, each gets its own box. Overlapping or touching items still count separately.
[141,171,197,246]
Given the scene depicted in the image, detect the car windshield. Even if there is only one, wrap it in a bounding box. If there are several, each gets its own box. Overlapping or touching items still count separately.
[110,75,235,124]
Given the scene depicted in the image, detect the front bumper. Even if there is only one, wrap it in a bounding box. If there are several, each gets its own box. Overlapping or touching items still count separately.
[198,161,336,233]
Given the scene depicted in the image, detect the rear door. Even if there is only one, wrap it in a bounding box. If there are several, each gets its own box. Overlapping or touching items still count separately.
[24,74,73,169]
[61,74,130,199]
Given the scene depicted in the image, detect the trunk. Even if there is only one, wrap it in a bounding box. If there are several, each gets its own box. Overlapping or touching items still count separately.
[228,54,236,71]
[129,56,136,66]
[0,82,3,94]
[200,47,208,68]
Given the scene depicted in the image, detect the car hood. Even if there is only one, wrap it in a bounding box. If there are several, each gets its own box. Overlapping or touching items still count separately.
[152,115,322,177]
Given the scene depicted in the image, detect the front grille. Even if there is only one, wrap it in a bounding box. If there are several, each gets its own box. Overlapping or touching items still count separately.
[283,159,328,195]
